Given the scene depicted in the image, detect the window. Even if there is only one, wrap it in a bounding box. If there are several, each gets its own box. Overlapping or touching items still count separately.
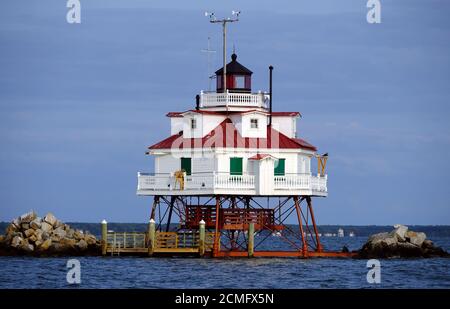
[217,75,222,89]
[191,118,197,130]
[230,157,243,176]
[250,118,258,129]
[274,159,285,176]
[235,75,245,88]
[181,157,192,175]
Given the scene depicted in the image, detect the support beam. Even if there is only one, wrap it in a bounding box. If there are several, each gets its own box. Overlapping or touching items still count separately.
[306,196,323,252]
[150,196,160,220]
[293,196,308,257]
[230,196,237,250]
[248,222,254,257]
[166,196,176,232]
[213,196,221,257]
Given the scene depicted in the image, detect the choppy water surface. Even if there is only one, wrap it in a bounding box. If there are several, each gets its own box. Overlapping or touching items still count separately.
[1,236,449,288]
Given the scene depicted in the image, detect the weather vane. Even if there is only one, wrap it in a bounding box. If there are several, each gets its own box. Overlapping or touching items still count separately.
[205,11,240,94]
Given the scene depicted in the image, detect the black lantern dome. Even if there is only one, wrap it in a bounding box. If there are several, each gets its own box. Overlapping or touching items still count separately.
[215,53,252,93]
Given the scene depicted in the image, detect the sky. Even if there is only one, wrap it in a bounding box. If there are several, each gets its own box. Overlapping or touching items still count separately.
[0,0,449,224]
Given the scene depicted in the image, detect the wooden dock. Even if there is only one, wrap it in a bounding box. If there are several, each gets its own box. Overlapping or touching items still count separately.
[103,229,215,257]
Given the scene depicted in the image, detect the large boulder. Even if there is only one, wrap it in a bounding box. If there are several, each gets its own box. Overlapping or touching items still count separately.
[19,211,37,224]
[53,227,66,239]
[85,234,97,246]
[11,236,23,248]
[389,224,408,242]
[30,218,42,230]
[40,222,53,233]
[24,229,35,238]
[407,231,426,247]
[60,238,77,250]
[35,229,43,242]
[19,241,34,253]
[44,213,57,227]
[11,218,21,229]
[66,229,75,239]
[38,239,52,251]
[74,230,84,240]
[28,235,37,243]
[76,239,88,251]
[381,236,398,247]
[368,232,389,244]
[54,220,64,229]
[6,223,18,233]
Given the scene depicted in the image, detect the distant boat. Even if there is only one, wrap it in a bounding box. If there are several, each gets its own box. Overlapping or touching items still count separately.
[272,231,282,237]
[338,228,344,237]
[349,231,355,237]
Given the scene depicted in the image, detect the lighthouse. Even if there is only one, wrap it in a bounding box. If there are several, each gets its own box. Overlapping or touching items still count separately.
[134,15,341,258]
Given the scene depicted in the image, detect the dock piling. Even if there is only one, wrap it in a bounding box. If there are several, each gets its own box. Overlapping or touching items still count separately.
[148,219,156,256]
[248,222,254,257]
[101,219,107,256]
[199,220,205,256]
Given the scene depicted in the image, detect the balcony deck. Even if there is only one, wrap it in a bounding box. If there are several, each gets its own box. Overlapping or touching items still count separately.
[136,172,327,197]
[199,91,269,110]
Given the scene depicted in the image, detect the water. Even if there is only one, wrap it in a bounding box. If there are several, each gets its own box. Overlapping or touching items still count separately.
[1,236,449,288]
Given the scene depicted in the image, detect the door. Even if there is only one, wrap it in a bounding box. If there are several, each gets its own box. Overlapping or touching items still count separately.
[230,157,243,176]
[181,157,191,175]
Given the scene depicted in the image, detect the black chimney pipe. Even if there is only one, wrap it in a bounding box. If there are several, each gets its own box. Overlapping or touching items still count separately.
[195,94,200,110]
[269,65,273,126]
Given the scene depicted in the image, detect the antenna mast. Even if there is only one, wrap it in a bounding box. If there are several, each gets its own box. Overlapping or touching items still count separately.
[205,11,240,95]
[201,37,216,91]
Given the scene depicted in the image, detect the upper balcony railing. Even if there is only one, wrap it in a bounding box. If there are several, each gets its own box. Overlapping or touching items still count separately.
[199,91,269,109]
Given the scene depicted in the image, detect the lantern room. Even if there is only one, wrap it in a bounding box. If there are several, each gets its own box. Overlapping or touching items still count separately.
[215,53,252,93]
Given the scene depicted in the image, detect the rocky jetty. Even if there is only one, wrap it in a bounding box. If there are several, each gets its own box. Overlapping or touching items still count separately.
[0,212,100,256]
[358,224,449,258]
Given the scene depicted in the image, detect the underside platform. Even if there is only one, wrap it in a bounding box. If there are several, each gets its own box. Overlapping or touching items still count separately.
[102,194,354,258]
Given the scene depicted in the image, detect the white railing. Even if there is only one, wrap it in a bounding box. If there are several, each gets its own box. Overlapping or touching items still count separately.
[138,172,326,193]
[185,174,214,190]
[137,173,173,190]
[214,173,255,190]
[199,91,269,109]
[137,172,255,191]
[274,174,327,192]
[311,174,328,192]
[274,174,311,190]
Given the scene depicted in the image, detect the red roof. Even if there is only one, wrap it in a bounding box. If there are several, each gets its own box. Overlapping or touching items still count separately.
[166,112,184,118]
[166,110,300,118]
[271,111,301,117]
[148,119,317,151]
[248,154,277,160]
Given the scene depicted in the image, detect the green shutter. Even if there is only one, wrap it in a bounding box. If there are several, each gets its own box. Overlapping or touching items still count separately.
[230,157,243,175]
[181,157,191,175]
[274,158,285,176]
